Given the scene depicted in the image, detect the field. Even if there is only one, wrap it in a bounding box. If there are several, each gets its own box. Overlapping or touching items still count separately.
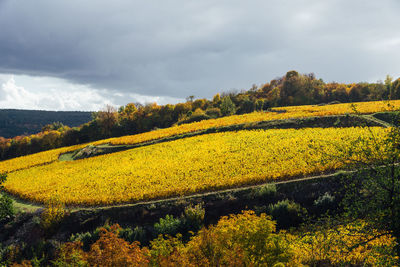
[1,100,397,175]
[4,127,387,205]
[101,99,399,146]
[0,144,88,174]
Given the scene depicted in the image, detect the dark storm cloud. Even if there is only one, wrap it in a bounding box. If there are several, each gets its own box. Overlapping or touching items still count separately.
[0,0,399,99]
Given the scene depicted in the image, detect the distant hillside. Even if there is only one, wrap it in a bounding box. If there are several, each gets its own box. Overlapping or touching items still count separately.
[0,109,92,138]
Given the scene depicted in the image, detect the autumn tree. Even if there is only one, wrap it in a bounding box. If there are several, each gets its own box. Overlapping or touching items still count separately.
[280,70,301,105]
[95,105,119,136]
[179,211,293,266]
[55,225,149,266]
[212,93,221,106]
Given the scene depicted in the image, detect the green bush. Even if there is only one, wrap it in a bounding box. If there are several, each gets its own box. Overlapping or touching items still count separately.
[182,203,205,232]
[71,223,113,250]
[268,200,306,229]
[254,184,277,202]
[71,224,148,250]
[154,215,182,236]
[255,99,264,111]
[120,226,147,244]
[0,244,6,266]
[0,173,6,190]
[177,113,210,125]
[70,231,98,251]
[0,194,14,222]
[205,107,222,118]
[313,192,336,214]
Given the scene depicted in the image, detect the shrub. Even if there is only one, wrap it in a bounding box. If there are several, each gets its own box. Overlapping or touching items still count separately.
[291,221,398,266]
[149,234,185,266]
[268,200,306,229]
[254,184,277,202]
[0,194,14,222]
[41,195,66,231]
[70,231,98,251]
[154,215,182,237]
[0,173,6,190]
[0,173,13,222]
[178,114,210,125]
[53,241,87,267]
[85,225,149,266]
[182,203,205,232]
[120,226,147,244]
[181,210,293,266]
[313,192,336,214]
[0,244,8,266]
[255,99,264,111]
[205,107,222,118]
[71,224,148,251]
[57,225,150,267]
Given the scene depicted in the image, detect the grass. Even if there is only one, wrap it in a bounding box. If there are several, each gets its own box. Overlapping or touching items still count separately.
[1,192,42,213]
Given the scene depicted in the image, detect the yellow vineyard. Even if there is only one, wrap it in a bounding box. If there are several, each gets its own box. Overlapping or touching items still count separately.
[4,127,387,205]
[0,144,88,174]
[104,99,399,146]
[1,99,396,176]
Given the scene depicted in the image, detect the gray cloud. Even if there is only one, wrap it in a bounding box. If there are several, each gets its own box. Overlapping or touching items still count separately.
[0,0,399,100]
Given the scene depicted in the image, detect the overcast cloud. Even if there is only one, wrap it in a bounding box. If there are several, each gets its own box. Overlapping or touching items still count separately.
[0,0,399,110]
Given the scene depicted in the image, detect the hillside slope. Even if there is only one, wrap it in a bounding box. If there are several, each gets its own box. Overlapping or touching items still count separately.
[1,100,397,206]
[4,127,387,205]
[0,109,92,138]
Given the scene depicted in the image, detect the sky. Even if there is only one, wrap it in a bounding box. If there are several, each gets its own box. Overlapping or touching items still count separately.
[0,0,399,111]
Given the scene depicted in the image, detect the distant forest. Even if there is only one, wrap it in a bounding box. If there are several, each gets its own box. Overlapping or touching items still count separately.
[1,70,399,161]
[0,110,92,138]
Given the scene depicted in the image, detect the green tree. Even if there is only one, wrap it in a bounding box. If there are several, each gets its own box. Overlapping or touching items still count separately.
[393,78,400,100]
[0,173,14,222]
[335,108,400,253]
[220,96,236,116]
[385,75,393,99]
[255,99,264,111]
[186,95,195,102]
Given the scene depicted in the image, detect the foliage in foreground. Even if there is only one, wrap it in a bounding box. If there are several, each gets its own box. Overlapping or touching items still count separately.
[46,211,398,267]
[332,112,400,254]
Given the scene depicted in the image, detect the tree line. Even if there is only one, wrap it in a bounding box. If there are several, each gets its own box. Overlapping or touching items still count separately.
[1,70,399,161]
